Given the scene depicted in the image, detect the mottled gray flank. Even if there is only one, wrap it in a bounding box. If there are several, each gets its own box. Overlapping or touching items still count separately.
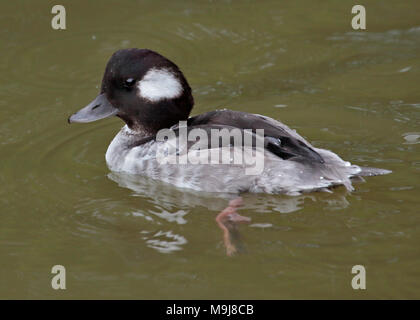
[105,117,390,195]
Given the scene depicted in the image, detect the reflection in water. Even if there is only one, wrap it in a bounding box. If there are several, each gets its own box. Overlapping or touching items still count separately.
[108,171,240,211]
[108,171,351,213]
[144,230,187,254]
[108,171,351,255]
[149,209,189,224]
[403,132,420,144]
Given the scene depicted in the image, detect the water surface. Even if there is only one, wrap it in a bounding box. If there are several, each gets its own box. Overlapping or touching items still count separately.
[1,0,419,299]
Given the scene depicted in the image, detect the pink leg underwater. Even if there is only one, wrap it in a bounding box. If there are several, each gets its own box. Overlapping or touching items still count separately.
[215,197,251,256]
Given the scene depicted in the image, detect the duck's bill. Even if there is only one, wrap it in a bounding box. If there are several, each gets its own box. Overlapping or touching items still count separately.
[68,93,118,124]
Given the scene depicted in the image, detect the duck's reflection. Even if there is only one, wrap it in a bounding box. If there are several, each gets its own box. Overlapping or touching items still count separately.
[145,230,187,254]
[108,172,351,256]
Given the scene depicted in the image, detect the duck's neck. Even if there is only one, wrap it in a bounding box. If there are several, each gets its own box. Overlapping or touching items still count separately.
[105,125,149,171]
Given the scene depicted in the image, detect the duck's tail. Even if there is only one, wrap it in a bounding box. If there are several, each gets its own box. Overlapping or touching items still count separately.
[356,166,392,177]
[320,165,391,193]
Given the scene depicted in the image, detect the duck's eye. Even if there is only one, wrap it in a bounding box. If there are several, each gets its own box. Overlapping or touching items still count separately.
[123,78,135,88]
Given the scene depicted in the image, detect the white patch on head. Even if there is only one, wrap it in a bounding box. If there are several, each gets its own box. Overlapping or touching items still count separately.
[137,68,183,102]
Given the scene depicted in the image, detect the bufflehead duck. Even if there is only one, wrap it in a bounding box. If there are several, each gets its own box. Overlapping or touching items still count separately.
[68,48,390,195]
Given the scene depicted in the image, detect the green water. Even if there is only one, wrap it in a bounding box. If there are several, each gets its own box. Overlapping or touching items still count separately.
[1,0,419,299]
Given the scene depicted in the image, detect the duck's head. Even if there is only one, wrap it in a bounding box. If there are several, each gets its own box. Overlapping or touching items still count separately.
[68,48,194,134]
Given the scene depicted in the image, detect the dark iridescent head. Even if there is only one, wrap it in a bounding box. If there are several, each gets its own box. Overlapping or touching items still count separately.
[68,48,194,134]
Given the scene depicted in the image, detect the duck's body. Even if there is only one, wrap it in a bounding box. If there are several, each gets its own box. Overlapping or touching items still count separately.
[69,48,390,195]
[104,108,388,195]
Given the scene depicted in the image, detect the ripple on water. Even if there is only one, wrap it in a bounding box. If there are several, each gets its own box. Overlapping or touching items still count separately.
[403,132,420,144]
[145,230,188,254]
[327,26,420,45]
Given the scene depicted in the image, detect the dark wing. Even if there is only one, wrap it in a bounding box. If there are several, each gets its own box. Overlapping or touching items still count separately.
[187,109,324,164]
